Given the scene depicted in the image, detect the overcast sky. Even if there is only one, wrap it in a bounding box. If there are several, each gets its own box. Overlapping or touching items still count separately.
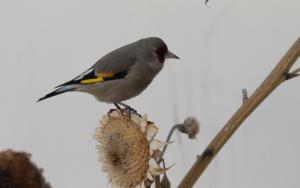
[1,0,300,187]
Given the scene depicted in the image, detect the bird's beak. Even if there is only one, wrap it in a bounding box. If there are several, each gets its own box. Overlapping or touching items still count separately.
[165,51,180,60]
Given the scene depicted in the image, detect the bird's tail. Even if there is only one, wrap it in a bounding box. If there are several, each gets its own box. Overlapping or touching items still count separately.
[37,85,76,102]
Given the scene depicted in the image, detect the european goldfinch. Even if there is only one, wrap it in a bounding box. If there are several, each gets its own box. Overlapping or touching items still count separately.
[38,37,179,109]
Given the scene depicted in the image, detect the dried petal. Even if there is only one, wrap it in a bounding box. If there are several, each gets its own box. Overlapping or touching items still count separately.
[147,171,154,181]
[131,113,141,124]
[148,158,165,176]
[109,110,120,118]
[144,179,153,188]
[146,123,158,141]
[100,115,110,124]
[136,182,146,188]
[152,150,163,161]
[149,140,168,151]
[140,114,148,132]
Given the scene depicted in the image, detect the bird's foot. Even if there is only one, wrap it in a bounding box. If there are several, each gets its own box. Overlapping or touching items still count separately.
[114,102,141,118]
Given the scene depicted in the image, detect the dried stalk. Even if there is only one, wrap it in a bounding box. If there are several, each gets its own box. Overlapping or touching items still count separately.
[178,37,300,188]
[155,124,181,188]
[158,124,182,164]
[154,176,161,188]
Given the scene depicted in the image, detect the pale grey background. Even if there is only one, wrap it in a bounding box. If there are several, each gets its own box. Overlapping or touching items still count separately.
[1,0,300,187]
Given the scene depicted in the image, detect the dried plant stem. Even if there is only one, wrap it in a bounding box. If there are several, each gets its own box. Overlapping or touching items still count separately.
[154,124,181,188]
[178,37,300,188]
[154,176,161,188]
[158,124,182,164]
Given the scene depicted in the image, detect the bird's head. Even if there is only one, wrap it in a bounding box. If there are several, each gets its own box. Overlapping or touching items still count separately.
[141,37,180,64]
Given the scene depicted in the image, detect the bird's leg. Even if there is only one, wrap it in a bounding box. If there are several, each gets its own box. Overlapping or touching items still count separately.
[118,102,138,114]
[114,103,122,109]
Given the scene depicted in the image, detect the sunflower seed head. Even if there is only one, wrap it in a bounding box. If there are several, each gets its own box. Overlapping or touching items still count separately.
[95,109,170,188]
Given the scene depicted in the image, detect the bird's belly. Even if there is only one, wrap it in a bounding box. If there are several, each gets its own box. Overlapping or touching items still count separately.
[80,77,152,103]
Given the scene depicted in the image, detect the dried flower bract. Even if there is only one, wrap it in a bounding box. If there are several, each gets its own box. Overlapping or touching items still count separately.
[94,110,168,188]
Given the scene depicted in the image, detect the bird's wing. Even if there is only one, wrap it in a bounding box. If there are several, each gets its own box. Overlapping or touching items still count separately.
[56,47,137,87]
[92,43,137,73]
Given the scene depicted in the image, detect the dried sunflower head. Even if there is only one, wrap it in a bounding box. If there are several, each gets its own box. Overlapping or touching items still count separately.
[0,149,51,188]
[94,110,168,188]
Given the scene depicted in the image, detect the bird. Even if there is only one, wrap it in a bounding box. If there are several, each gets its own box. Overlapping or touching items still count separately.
[38,37,179,110]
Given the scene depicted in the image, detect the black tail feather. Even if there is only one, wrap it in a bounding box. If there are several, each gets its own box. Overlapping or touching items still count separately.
[37,87,75,102]
[54,79,79,88]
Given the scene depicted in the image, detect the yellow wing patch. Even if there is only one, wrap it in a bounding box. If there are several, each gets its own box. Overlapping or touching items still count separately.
[80,72,114,84]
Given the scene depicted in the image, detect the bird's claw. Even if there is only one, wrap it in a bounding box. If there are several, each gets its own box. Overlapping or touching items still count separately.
[124,106,137,114]
[113,103,141,118]
[121,106,141,118]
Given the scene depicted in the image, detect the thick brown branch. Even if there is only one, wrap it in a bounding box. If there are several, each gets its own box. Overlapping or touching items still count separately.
[178,37,300,188]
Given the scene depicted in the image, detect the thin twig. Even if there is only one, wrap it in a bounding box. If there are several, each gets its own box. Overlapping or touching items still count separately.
[178,37,300,188]
[158,124,182,164]
[160,159,171,188]
[242,89,248,103]
[283,67,300,80]
[290,67,300,74]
